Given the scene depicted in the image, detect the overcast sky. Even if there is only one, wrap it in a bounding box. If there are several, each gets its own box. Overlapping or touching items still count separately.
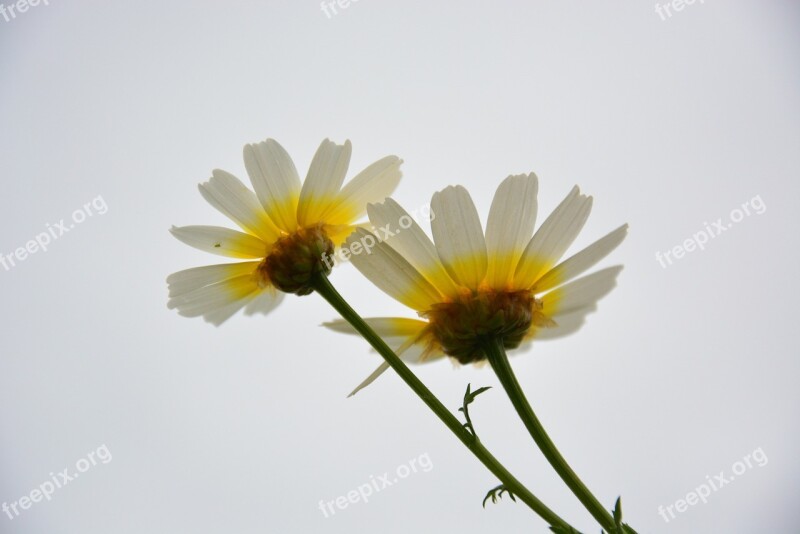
[1,1,799,532]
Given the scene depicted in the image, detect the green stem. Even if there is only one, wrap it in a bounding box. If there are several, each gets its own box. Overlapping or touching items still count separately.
[483,337,616,532]
[312,273,575,531]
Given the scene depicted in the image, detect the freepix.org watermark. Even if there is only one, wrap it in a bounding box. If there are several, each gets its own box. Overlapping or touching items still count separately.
[655,194,765,269]
[322,202,434,269]
[655,0,705,21]
[0,0,49,23]
[318,452,433,518]
[320,0,359,19]
[0,195,108,273]
[658,446,768,523]
[3,444,113,521]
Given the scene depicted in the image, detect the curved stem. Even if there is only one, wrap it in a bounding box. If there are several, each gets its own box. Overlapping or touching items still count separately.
[312,274,575,531]
[482,337,616,532]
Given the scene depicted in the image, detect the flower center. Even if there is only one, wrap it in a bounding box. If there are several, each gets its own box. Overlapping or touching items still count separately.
[258,225,334,296]
[422,290,553,364]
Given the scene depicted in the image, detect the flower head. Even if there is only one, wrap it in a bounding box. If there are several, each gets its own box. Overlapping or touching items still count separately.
[325,173,627,394]
[168,138,402,324]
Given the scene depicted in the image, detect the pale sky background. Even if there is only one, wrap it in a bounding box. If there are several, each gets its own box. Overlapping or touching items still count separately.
[1,1,799,533]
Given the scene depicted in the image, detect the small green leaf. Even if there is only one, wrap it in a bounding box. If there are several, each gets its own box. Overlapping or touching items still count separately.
[482,484,516,508]
[459,383,491,439]
[607,496,639,534]
[467,385,492,402]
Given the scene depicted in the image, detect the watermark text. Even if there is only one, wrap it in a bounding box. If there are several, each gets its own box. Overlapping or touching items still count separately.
[655,194,765,268]
[3,444,112,521]
[318,452,433,518]
[0,0,50,23]
[1,195,108,273]
[658,446,768,523]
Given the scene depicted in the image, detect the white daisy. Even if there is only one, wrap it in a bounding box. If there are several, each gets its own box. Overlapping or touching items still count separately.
[325,173,627,394]
[168,138,403,325]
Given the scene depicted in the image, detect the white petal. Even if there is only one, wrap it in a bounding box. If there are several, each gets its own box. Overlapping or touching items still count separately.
[323,156,403,224]
[346,336,444,396]
[366,199,461,297]
[324,317,434,396]
[430,185,488,290]
[298,139,352,226]
[323,317,430,336]
[323,318,436,364]
[168,274,262,325]
[243,286,284,316]
[167,262,261,298]
[533,307,596,340]
[170,225,267,259]
[534,224,628,293]
[347,229,443,311]
[514,186,592,289]
[485,173,539,290]
[243,139,301,231]
[202,295,260,326]
[542,266,623,316]
[379,336,442,364]
[348,362,391,397]
[198,170,281,242]
[348,336,443,397]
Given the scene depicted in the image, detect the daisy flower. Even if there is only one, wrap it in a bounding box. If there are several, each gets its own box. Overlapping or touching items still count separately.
[167,138,402,325]
[326,173,627,394]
